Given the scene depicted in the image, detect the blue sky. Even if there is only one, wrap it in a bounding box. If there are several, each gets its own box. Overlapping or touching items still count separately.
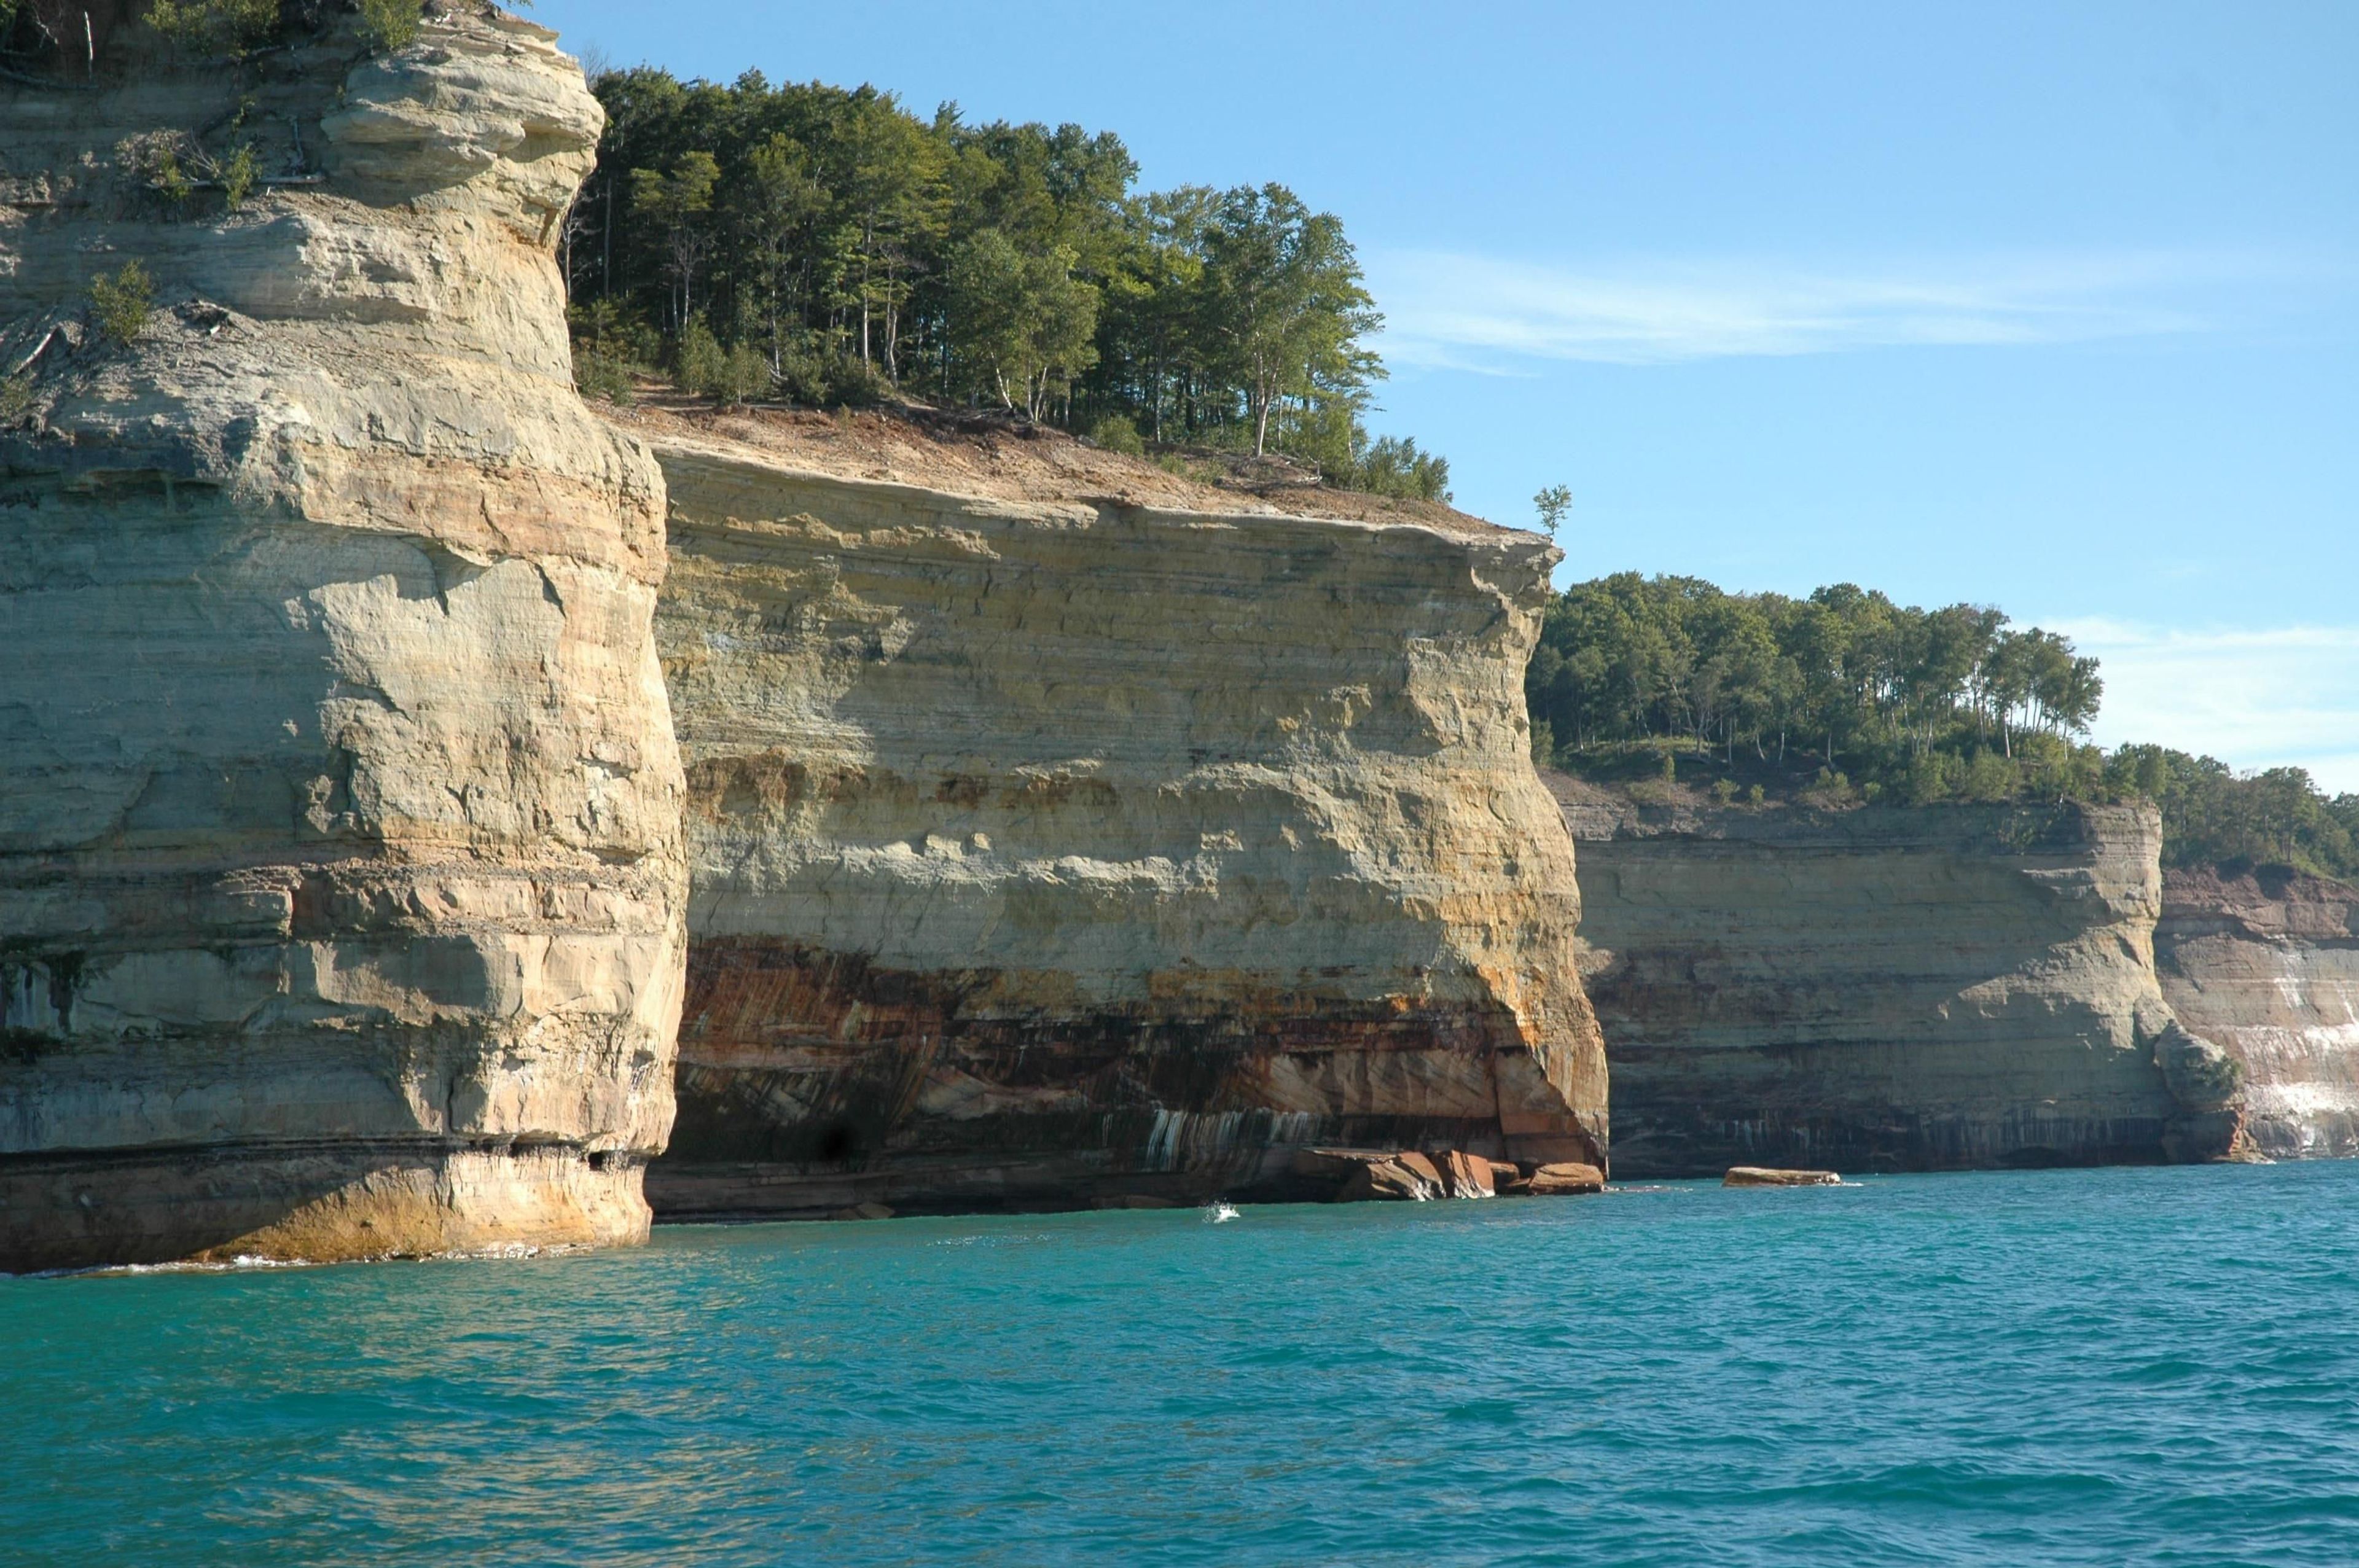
[537,0,2358,788]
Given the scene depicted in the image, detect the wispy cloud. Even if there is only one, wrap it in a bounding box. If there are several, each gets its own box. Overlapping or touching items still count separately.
[2060,619,2359,794]
[1368,251,2275,369]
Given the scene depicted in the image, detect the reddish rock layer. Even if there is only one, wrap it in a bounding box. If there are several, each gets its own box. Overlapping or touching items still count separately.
[643,443,1606,1219]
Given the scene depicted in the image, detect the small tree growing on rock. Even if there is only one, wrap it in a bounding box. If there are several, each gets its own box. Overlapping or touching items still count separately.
[1533,483,1572,540]
[357,0,423,50]
[88,260,154,346]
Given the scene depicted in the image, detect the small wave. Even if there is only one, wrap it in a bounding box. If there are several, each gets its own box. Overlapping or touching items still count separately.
[1203,1201,1241,1224]
[77,1254,327,1279]
[929,1233,1055,1249]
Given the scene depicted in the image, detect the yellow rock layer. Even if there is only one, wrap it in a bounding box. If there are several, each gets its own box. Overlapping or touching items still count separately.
[646,440,1606,1215]
[0,7,685,1270]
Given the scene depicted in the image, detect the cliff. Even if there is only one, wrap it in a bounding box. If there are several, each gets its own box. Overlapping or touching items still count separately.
[2158,867,2359,1158]
[0,7,686,1269]
[639,422,1606,1217]
[1557,781,2242,1176]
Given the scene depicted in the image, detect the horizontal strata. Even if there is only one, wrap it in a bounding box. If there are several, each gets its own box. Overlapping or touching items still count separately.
[0,1141,646,1273]
[1559,784,2242,1177]
[0,10,686,1268]
[2157,867,2359,1160]
[646,440,1606,1218]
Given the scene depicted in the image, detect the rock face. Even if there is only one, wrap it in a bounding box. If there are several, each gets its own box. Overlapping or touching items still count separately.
[0,9,685,1269]
[2157,867,2359,1158]
[646,437,1607,1217]
[1560,784,2243,1177]
[1723,1167,1840,1188]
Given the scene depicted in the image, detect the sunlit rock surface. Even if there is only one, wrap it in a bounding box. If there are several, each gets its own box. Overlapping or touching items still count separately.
[644,441,1607,1217]
[2158,867,2359,1159]
[0,7,685,1269]
[1557,784,2244,1176]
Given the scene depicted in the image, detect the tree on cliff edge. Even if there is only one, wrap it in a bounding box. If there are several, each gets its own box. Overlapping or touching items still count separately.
[1199,184,1381,458]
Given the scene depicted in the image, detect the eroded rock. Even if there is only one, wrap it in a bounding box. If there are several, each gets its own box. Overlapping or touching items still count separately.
[1439,1149,1496,1198]
[1527,1162,1605,1195]
[1339,1153,1448,1203]
[1560,784,2245,1176]
[2157,867,2359,1158]
[640,443,1608,1219]
[1724,1167,1841,1187]
[0,8,685,1270]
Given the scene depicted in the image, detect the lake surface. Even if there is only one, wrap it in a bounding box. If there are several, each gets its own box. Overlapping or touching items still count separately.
[6,1162,2357,1566]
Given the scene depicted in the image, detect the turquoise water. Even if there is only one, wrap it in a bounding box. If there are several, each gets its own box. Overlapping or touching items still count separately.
[6,1164,2358,1566]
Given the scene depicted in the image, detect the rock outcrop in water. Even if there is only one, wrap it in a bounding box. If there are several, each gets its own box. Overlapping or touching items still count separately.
[0,7,685,1269]
[641,430,1607,1217]
[2157,867,2359,1158]
[1558,782,2244,1176]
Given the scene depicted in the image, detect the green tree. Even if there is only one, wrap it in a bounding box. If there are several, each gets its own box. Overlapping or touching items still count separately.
[1347,434,1451,501]
[630,151,721,332]
[88,260,154,345]
[566,66,1451,473]
[945,229,1098,418]
[837,93,945,372]
[146,0,276,53]
[1200,184,1380,458]
[356,0,421,49]
[730,133,829,372]
[1533,484,1572,540]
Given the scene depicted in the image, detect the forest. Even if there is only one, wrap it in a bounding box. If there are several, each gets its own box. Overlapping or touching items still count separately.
[561,60,2359,884]
[1532,572,2359,880]
[17,6,2342,881]
[563,68,1452,501]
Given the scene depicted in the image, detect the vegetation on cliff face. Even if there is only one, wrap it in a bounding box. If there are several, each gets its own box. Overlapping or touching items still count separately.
[1532,572,2359,877]
[563,69,1448,499]
[0,2,458,73]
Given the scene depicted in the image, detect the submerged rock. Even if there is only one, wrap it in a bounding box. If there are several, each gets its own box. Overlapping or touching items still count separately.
[827,1202,896,1222]
[0,9,686,1270]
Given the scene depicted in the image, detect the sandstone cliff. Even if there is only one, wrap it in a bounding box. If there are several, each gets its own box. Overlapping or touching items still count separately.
[640,427,1606,1217]
[0,7,685,1269]
[2158,867,2359,1159]
[1557,782,2242,1176]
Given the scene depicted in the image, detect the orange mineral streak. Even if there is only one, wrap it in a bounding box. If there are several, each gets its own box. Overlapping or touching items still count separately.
[0,9,686,1271]
[645,438,1608,1217]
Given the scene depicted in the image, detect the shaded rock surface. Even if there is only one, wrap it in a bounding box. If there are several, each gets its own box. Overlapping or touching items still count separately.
[1558,779,2242,1177]
[0,8,685,1269]
[641,434,1607,1219]
[1339,1152,1449,1203]
[2158,867,2359,1158]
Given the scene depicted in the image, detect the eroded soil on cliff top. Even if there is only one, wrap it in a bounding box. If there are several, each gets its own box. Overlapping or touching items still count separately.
[600,393,1519,538]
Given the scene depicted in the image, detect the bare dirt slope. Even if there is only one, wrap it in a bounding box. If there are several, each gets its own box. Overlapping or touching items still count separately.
[600,395,1522,539]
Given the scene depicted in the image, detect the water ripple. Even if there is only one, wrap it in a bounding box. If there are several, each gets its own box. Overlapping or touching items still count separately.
[3,1163,2358,1565]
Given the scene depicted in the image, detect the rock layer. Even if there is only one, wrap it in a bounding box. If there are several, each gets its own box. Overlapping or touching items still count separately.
[646,437,1606,1217]
[0,9,685,1269]
[2157,867,2359,1158]
[1559,784,2242,1177]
